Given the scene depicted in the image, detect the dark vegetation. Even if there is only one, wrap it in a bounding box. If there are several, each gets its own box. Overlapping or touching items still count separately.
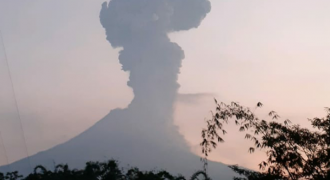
[201,100,330,180]
[0,160,210,180]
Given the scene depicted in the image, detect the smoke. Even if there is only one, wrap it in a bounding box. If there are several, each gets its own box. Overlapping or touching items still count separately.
[99,0,211,124]
[100,0,211,46]
[0,1,239,179]
[177,93,216,104]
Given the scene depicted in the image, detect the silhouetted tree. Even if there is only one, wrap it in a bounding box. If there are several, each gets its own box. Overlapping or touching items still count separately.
[190,170,211,180]
[4,172,22,180]
[5,160,203,180]
[228,165,281,180]
[200,100,330,180]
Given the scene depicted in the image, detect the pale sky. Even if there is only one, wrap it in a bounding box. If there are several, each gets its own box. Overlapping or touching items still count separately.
[0,0,330,170]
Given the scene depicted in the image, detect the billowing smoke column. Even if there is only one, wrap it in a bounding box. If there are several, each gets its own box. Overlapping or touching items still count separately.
[0,1,236,179]
[100,0,211,125]
[97,0,212,154]
[95,0,213,167]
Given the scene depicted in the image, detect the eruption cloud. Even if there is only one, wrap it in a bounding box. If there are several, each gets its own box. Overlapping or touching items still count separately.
[99,0,211,119]
[0,1,236,179]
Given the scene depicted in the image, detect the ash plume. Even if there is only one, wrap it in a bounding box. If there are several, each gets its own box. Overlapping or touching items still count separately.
[99,0,211,121]
[0,1,236,179]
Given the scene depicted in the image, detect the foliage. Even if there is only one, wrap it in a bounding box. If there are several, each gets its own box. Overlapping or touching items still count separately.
[228,165,281,180]
[200,100,330,180]
[189,170,211,180]
[0,160,210,180]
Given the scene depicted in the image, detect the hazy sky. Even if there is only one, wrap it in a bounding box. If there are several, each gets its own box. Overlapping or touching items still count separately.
[0,0,330,170]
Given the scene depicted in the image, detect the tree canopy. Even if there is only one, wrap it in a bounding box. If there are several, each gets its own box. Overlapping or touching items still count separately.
[200,100,330,180]
[0,160,211,180]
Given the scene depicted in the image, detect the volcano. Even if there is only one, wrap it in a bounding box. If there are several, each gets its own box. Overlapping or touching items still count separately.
[0,1,236,179]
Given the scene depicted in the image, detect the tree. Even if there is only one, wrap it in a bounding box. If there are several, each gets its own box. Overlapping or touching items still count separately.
[200,100,330,180]
[189,170,211,180]
[4,172,22,180]
[8,160,205,180]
